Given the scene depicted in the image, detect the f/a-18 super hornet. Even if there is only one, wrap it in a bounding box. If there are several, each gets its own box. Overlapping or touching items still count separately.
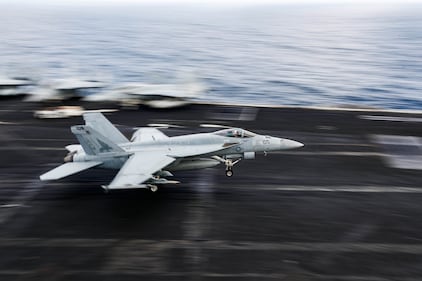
[40,113,304,192]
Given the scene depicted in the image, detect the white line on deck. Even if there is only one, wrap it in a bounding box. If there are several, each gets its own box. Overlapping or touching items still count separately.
[0,147,64,151]
[229,185,422,193]
[2,138,69,141]
[0,204,23,208]
[1,238,422,253]
[360,115,422,123]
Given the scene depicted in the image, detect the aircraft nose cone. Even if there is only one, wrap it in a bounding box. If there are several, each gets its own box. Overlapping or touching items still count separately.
[281,139,304,150]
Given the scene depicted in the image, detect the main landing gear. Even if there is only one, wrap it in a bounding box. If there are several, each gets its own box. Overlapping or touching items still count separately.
[147,184,158,192]
[213,156,241,177]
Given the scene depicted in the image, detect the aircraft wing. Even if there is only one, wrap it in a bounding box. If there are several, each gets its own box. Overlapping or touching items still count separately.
[106,151,175,189]
[40,161,103,181]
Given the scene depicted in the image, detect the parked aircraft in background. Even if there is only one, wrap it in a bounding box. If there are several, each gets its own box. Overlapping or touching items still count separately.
[0,77,33,97]
[40,113,304,192]
[25,78,105,102]
[84,80,205,108]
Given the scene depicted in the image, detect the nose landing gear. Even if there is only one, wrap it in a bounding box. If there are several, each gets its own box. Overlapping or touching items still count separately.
[213,156,241,177]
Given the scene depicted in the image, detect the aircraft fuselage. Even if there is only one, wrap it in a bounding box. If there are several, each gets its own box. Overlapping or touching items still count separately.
[68,131,303,171]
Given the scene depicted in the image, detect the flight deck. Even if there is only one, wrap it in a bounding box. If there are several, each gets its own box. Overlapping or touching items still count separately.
[1,100,422,280]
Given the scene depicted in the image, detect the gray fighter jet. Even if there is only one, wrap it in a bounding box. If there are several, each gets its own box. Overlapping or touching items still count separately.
[40,113,303,192]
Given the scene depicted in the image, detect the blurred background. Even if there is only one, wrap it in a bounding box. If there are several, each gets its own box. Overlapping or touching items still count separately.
[1,0,421,108]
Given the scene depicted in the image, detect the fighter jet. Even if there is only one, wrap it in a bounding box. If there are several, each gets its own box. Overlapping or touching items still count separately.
[0,77,33,97]
[40,113,303,192]
[84,80,205,109]
[25,78,105,102]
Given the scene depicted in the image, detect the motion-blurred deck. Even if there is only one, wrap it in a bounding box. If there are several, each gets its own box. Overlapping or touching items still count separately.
[1,100,422,280]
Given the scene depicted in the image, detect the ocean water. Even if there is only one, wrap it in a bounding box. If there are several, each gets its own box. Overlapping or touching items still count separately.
[1,3,421,109]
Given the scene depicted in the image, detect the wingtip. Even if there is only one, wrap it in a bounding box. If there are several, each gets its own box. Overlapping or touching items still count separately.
[39,174,50,181]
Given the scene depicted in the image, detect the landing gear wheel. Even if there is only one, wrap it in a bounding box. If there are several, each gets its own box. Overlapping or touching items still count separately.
[149,185,158,192]
[212,156,240,178]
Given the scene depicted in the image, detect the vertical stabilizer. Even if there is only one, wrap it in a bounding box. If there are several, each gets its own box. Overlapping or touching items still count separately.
[83,112,128,144]
[71,125,125,155]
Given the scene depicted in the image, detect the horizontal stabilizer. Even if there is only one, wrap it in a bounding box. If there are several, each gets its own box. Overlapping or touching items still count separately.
[40,161,102,181]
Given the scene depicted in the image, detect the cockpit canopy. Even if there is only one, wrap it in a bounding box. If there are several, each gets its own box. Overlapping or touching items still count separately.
[214,128,256,138]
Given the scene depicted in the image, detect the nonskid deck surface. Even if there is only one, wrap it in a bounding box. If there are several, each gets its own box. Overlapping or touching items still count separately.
[1,100,422,280]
